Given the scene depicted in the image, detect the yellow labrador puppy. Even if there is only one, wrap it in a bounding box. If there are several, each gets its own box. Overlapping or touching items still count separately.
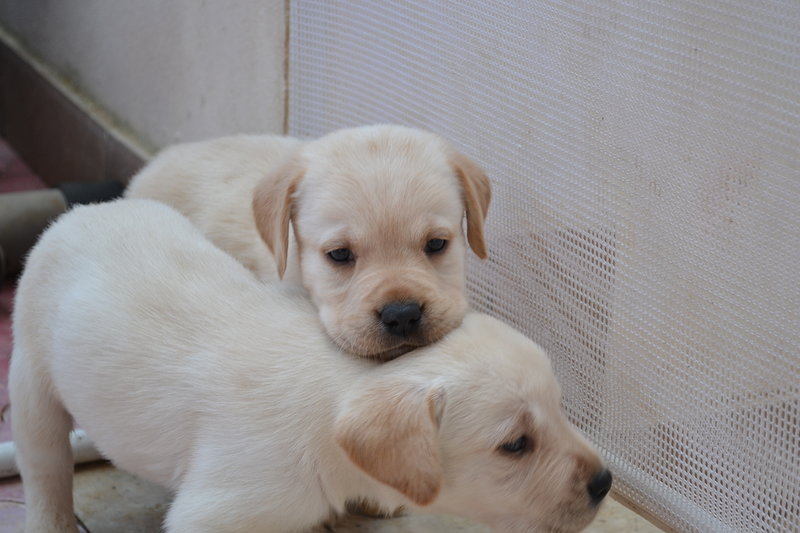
[11,200,611,533]
[125,125,491,359]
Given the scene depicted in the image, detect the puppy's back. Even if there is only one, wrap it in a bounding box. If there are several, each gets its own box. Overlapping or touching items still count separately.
[125,135,305,280]
[13,199,280,486]
[125,135,302,204]
[15,199,257,340]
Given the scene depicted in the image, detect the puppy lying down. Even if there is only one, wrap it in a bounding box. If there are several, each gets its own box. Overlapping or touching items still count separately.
[126,125,492,360]
[10,200,611,533]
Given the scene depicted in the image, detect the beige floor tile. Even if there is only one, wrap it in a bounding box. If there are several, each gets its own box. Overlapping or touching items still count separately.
[583,498,664,533]
[73,464,169,533]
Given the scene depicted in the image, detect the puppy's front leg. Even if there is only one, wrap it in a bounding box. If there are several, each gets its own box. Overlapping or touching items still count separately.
[166,490,277,533]
[166,483,326,533]
[9,349,80,533]
[165,492,231,533]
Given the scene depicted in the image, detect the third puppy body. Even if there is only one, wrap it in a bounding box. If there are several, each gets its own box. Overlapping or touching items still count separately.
[126,125,491,359]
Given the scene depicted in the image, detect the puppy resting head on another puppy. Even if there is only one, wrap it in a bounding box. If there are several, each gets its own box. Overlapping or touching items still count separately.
[253,126,491,359]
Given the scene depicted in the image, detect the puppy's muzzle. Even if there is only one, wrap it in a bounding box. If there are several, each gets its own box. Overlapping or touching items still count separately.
[379,301,422,337]
[587,468,613,505]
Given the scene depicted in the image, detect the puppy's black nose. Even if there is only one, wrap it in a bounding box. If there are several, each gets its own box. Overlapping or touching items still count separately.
[379,302,421,337]
[587,468,612,504]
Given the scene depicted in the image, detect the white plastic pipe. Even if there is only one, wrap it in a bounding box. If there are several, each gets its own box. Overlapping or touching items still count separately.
[0,430,102,478]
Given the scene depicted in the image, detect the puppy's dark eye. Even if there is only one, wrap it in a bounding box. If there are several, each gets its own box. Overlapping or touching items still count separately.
[499,435,530,455]
[425,238,448,254]
[327,248,354,263]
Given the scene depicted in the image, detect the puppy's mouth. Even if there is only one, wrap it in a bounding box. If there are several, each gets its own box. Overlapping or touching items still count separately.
[330,328,424,361]
[329,310,463,360]
[370,344,416,362]
[368,323,446,361]
[340,332,430,361]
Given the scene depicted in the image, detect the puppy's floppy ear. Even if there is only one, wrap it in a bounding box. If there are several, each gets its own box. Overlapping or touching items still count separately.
[335,382,446,506]
[449,151,491,259]
[252,159,304,278]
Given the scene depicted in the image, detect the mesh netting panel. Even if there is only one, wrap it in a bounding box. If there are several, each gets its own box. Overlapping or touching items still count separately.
[287,2,800,531]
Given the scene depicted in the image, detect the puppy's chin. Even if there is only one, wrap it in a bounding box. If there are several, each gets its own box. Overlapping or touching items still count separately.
[493,514,596,533]
[487,486,603,533]
[369,344,416,362]
[332,334,425,361]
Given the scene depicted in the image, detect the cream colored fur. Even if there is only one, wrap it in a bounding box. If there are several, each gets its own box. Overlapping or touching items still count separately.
[10,200,608,533]
[125,125,491,359]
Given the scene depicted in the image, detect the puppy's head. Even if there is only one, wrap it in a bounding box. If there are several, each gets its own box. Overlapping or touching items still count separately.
[253,125,491,359]
[335,314,611,533]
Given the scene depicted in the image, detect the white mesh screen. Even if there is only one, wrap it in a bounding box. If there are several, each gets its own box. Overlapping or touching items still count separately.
[287,2,800,531]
